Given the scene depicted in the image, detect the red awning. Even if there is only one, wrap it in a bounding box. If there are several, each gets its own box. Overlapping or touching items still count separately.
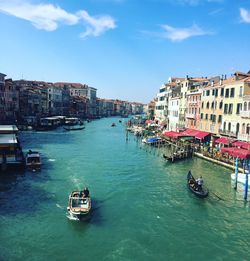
[183,129,211,140]
[232,140,250,150]
[221,147,250,159]
[215,137,235,145]
[163,131,186,139]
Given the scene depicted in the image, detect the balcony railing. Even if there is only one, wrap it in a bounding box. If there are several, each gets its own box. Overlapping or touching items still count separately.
[219,129,237,137]
[185,113,195,119]
[240,110,250,118]
[237,133,250,142]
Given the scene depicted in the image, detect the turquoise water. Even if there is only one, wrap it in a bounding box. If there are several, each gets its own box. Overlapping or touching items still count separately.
[1,117,250,261]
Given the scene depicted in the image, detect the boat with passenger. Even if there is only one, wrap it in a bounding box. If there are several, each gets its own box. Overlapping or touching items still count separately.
[67,188,91,220]
[187,171,208,198]
[25,150,41,171]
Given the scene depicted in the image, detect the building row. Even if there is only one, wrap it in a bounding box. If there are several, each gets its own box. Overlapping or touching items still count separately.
[150,71,250,142]
[0,72,144,124]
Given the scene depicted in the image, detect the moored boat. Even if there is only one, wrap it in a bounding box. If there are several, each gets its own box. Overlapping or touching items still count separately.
[63,125,85,131]
[25,150,41,171]
[187,171,208,198]
[67,189,91,220]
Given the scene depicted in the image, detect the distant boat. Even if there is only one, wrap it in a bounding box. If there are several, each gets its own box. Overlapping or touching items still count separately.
[63,125,85,131]
[187,171,208,198]
[111,123,116,127]
[67,190,91,220]
[25,150,41,171]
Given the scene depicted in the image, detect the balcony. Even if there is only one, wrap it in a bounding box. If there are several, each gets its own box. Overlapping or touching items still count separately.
[219,129,237,138]
[185,113,195,119]
[240,110,250,118]
[237,133,250,142]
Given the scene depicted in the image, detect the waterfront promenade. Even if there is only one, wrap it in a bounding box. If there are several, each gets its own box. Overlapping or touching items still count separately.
[0,117,250,260]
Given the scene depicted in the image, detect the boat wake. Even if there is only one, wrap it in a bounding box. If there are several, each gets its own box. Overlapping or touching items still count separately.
[48,159,56,162]
[56,203,64,210]
[66,214,79,221]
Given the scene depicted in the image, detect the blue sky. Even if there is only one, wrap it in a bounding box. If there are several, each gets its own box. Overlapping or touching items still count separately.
[0,0,250,103]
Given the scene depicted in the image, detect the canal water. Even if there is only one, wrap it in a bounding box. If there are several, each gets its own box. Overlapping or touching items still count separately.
[1,117,250,261]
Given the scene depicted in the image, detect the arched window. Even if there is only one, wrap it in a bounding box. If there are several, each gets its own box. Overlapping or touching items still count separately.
[247,124,250,135]
[202,102,204,109]
[223,122,226,131]
[214,101,217,109]
[242,123,246,134]
[206,102,209,109]
[228,122,231,132]
[211,102,214,109]
[248,102,250,111]
[244,102,247,111]
[236,123,240,135]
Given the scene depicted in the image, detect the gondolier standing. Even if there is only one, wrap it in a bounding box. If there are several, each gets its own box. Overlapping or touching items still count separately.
[196,176,203,191]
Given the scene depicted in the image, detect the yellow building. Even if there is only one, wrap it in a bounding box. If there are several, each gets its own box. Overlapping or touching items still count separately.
[200,72,250,141]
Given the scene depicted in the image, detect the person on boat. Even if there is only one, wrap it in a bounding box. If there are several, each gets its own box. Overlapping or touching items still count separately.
[196,176,203,191]
[83,187,89,198]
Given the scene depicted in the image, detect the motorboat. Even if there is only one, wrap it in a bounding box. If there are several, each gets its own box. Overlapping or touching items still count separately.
[67,190,91,220]
[231,173,250,185]
[63,125,85,131]
[25,150,41,171]
[187,171,208,198]
[111,123,116,127]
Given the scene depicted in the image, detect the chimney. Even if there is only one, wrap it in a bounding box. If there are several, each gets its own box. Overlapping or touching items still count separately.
[224,74,227,80]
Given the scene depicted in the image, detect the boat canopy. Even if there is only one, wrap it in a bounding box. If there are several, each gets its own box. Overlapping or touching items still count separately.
[147,137,161,143]
[221,147,250,159]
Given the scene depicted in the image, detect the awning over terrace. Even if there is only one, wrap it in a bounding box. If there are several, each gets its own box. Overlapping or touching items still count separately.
[163,131,189,139]
[232,140,250,150]
[215,137,235,145]
[182,129,211,140]
[221,147,250,159]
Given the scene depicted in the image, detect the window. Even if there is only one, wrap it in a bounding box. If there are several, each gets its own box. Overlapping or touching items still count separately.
[220,88,224,96]
[225,89,229,98]
[201,113,203,119]
[219,101,223,109]
[211,102,214,109]
[230,88,235,97]
[244,102,247,111]
[201,102,204,109]
[224,104,228,114]
[236,103,242,114]
[213,115,216,122]
[239,86,243,97]
[205,114,208,120]
[212,89,215,96]
[210,114,213,120]
[218,115,222,123]
[206,102,209,109]
[228,104,233,114]
[206,90,210,96]
[215,89,218,97]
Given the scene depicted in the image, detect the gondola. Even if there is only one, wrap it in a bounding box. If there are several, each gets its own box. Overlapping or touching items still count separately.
[187,171,209,198]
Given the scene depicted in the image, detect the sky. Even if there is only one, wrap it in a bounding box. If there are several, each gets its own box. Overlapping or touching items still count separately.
[0,0,250,103]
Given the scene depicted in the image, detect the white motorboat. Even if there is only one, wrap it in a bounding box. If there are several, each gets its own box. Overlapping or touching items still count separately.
[25,150,41,171]
[67,190,91,220]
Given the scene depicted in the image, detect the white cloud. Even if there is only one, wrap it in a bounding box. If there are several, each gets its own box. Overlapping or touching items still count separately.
[240,8,250,23]
[0,0,116,37]
[78,10,116,38]
[161,24,211,42]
